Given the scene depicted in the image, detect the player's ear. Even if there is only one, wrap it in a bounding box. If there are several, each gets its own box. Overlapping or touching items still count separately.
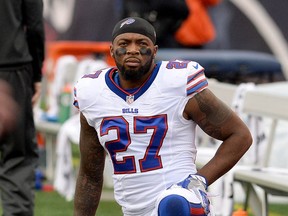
[110,45,114,58]
[153,45,158,59]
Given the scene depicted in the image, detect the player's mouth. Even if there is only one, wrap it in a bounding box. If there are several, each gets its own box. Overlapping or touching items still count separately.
[125,58,141,67]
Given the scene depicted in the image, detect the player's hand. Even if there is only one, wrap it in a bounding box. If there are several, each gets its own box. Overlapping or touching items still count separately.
[0,80,19,137]
[32,82,42,107]
[176,174,211,215]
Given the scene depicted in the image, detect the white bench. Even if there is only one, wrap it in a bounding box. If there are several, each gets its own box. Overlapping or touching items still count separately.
[35,120,62,181]
[233,81,288,216]
[198,80,288,215]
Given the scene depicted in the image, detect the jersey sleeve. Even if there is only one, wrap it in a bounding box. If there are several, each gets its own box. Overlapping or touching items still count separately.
[73,77,98,127]
[73,69,105,111]
[73,85,80,110]
[73,75,98,112]
[186,61,208,97]
[73,78,87,111]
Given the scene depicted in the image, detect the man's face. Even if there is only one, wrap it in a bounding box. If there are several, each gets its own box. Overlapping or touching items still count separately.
[110,33,158,81]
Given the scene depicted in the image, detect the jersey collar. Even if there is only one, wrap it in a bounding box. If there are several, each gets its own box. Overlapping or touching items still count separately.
[105,63,161,103]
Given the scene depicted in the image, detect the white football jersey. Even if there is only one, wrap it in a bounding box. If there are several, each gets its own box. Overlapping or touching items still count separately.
[74,60,208,215]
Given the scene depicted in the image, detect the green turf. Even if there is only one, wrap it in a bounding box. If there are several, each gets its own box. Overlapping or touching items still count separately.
[34,190,122,216]
[0,190,122,216]
[1,190,288,215]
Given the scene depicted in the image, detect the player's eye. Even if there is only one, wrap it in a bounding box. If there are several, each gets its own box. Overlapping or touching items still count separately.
[139,41,148,46]
[119,42,127,46]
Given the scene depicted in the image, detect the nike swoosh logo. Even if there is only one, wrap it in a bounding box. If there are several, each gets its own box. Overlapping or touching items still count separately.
[193,63,199,69]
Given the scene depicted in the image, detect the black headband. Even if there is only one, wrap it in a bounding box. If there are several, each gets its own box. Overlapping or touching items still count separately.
[112,17,156,44]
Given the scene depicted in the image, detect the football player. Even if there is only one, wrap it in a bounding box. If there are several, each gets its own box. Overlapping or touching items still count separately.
[73,17,252,216]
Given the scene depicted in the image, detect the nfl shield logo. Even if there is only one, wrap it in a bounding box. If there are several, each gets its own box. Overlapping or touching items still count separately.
[126,95,134,104]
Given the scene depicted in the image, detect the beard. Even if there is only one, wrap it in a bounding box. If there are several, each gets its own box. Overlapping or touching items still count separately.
[116,57,154,81]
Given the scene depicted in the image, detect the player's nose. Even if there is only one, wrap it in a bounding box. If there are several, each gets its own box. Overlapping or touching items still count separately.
[126,43,140,55]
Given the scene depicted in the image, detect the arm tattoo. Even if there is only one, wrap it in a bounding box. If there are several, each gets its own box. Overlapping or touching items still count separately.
[194,91,232,139]
[74,113,105,215]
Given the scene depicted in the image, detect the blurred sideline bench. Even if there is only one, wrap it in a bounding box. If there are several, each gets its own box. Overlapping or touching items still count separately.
[35,120,61,181]
[233,82,288,216]
[37,41,113,181]
[197,81,288,216]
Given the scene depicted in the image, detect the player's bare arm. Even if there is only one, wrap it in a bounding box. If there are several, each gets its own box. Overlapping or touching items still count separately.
[74,113,106,216]
[186,89,233,139]
[184,89,252,185]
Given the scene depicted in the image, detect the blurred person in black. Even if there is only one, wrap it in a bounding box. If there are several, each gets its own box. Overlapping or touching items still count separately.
[0,0,45,215]
[121,0,189,47]
[121,0,221,49]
